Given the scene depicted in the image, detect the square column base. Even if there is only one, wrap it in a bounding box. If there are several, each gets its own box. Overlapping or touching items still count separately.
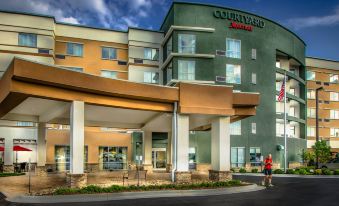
[3,165,14,173]
[66,173,87,188]
[175,171,191,183]
[36,166,48,176]
[86,163,99,173]
[209,170,232,182]
[166,164,172,173]
[143,164,153,173]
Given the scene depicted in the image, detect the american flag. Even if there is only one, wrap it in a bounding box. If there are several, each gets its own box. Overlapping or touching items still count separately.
[278,80,285,102]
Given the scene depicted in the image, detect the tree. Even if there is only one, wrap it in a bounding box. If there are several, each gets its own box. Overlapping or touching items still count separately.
[312,140,332,164]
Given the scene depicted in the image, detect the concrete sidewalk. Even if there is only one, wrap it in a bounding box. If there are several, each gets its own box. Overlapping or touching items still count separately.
[8,184,264,204]
[233,173,339,178]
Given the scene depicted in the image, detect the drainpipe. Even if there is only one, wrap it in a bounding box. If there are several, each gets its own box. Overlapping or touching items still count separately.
[171,102,178,182]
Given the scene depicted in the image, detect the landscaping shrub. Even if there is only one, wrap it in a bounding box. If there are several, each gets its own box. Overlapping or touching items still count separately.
[298,168,307,175]
[273,169,284,174]
[314,169,322,175]
[334,169,339,175]
[230,168,236,173]
[53,180,243,195]
[239,168,247,173]
[286,169,294,174]
[322,168,332,175]
[251,168,258,173]
[0,173,25,177]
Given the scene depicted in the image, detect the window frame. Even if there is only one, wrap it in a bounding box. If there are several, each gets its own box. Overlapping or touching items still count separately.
[66,42,84,57]
[101,70,118,79]
[226,38,241,59]
[231,147,245,168]
[101,47,117,60]
[230,121,241,135]
[306,71,315,81]
[144,48,159,61]
[143,71,159,84]
[178,34,196,54]
[226,64,241,84]
[18,33,37,48]
[178,60,195,81]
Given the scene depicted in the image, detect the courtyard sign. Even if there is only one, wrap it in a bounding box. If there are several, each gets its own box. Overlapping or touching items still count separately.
[213,10,265,30]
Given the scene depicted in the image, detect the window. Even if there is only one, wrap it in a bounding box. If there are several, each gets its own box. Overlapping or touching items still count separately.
[55,145,88,171]
[251,73,256,84]
[230,121,241,135]
[330,74,339,83]
[330,110,339,119]
[178,60,195,80]
[231,147,245,168]
[189,147,196,164]
[330,92,339,101]
[143,71,159,84]
[226,64,241,84]
[276,60,281,68]
[144,48,159,61]
[65,67,83,72]
[307,90,315,99]
[276,82,282,91]
[99,146,128,170]
[289,126,295,137]
[289,88,295,96]
[249,147,261,166]
[307,127,315,137]
[18,33,37,47]
[276,123,284,137]
[102,47,117,60]
[166,62,173,83]
[330,128,339,137]
[306,71,315,80]
[251,49,256,60]
[67,42,83,57]
[289,107,295,116]
[307,108,316,118]
[101,70,117,79]
[17,121,34,127]
[251,123,256,134]
[166,37,172,57]
[178,34,196,54]
[226,38,241,58]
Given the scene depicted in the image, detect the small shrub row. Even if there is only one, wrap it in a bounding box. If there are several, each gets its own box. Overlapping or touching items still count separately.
[0,173,25,177]
[53,180,243,195]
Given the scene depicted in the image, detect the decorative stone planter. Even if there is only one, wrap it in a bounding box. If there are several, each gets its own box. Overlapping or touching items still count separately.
[66,173,87,188]
[209,170,232,181]
[35,166,48,176]
[3,165,14,173]
[175,171,191,183]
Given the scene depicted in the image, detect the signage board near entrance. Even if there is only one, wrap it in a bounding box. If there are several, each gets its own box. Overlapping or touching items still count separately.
[214,10,265,29]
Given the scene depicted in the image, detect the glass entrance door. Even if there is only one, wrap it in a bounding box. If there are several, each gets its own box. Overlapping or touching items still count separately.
[152,148,166,169]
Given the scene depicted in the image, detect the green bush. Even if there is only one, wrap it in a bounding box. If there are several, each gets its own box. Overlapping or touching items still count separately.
[230,168,235,173]
[251,168,258,173]
[298,168,307,175]
[286,169,294,174]
[322,168,332,175]
[334,169,339,175]
[0,173,25,177]
[239,168,247,173]
[314,169,322,175]
[273,169,284,174]
[53,180,243,195]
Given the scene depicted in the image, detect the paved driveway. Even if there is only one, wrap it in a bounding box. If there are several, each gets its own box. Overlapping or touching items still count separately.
[2,175,339,206]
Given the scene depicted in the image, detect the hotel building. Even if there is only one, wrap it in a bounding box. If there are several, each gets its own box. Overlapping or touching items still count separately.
[0,2,307,186]
[306,57,339,154]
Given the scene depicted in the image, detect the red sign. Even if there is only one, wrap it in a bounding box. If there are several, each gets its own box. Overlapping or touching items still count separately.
[229,22,253,32]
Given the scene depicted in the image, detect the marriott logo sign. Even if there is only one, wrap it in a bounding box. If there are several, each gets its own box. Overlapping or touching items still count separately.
[213,10,265,29]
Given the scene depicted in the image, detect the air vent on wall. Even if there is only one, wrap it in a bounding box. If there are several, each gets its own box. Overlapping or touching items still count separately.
[38,48,50,54]
[316,81,321,85]
[134,59,143,64]
[55,54,65,59]
[216,76,226,82]
[324,119,330,122]
[118,61,127,65]
[324,82,330,86]
[216,50,226,56]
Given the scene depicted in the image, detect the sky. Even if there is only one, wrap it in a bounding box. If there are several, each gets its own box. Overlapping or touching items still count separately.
[0,0,338,60]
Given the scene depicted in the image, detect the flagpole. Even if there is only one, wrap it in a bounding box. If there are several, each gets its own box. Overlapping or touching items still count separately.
[284,72,287,173]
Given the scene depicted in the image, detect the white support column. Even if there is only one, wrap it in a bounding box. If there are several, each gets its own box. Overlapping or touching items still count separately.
[37,123,47,167]
[4,137,13,166]
[70,101,85,174]
[176,114,189,172]
[211,116,230,171]
[143,131,153,171]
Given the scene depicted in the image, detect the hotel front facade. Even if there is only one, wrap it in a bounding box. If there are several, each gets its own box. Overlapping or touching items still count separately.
[0,2,308,186]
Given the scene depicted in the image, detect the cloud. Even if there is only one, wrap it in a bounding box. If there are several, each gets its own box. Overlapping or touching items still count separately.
[0,0,171,30]
[286,6,339,30]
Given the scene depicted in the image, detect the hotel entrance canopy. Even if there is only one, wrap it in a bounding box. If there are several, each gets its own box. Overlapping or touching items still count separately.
[0,58,259,127]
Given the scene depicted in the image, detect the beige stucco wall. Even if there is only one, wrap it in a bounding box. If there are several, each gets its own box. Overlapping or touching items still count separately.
[128,65,159,83]
[46,129,132,164]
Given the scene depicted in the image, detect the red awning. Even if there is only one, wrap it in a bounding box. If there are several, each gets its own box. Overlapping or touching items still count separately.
[13,146,32,151]
[0,146,4,151]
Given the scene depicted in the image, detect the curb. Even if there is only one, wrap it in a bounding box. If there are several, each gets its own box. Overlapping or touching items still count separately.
[8,184,264,204]
[233,173,339,178]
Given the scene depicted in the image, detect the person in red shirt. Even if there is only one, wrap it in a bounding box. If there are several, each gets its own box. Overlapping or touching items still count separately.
[262,154,273,187]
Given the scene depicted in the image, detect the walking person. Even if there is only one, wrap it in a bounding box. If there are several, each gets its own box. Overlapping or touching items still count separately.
[262,154,273,187]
